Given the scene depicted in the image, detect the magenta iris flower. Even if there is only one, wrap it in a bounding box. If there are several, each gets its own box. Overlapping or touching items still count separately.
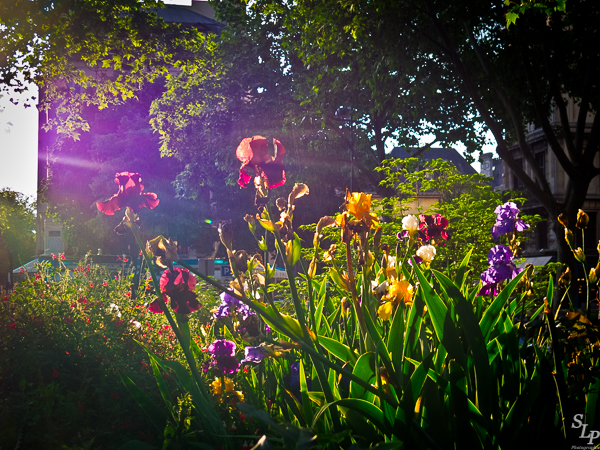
[419,214,449,242]
[208,339,236,357]
[491,202,529,240]
[148,268,201,315]
[96,172,159,215]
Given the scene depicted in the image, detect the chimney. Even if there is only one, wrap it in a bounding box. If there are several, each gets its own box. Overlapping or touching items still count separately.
[480,153,493,178]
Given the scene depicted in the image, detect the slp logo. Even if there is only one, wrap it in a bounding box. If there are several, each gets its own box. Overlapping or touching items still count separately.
[572,414,600,445]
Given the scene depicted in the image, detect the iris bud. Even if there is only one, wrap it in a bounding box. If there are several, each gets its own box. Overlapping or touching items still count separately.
[576,209,589,229]
[565,229,575,248]
[557,213,569,229]
[558,267,571,289]
[574,247,586,264]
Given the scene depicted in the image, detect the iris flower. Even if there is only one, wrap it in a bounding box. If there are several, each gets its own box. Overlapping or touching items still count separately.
[418,214,448,242]
[236,136,286,189]
[241,346,268,364]
[208,339,240,375]
[478,245,521,296]
[213,290,253,320]
[344,191,379,229]
[491,202,529,240]
[148,268,200,315]
[377,279,414,321]
[211,377,244,402]
[96,172,159,215]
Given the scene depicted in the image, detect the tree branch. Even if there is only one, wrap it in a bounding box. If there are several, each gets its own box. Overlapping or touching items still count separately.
[423,8,558,216]
[464,22,552,198]
[411,135,439,158]
[521,48,578,182]
[583,114,600,169]
[540,38,577,161]
[575,56,594,154]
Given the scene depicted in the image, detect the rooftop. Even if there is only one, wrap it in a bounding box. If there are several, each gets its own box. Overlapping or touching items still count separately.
[155,6,225,33]
[388,147,477,176]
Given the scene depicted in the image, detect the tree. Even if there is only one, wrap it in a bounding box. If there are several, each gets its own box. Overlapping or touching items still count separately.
[1,0,212,138]
[149,3,354,226]
[0,190,35,287]
[205,0,485,190]
[283,0,598,262]
[46,86,218,257]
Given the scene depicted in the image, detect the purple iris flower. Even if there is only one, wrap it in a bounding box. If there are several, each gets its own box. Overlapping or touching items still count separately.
[213,356,240,375]
[241,346,268,364]
[487,244,514,265]
[491,202,529,240]
[408,255,423,266]
[208,339,240,375]
[478,245,521,296]
[213,291,254,320]
[208,339,236,357]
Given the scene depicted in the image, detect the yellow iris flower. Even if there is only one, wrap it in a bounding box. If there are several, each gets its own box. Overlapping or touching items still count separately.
[377,279,414,321]
[211,377,244,402]
[345,192,379,229]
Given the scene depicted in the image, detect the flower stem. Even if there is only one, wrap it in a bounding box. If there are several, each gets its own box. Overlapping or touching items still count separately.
[128,225,213,405]
[178,260,299,343]
[264,204,344,432]
[264,204,309,339]
[345,242,368,348]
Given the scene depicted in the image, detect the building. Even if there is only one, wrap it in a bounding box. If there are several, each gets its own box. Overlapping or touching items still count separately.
[480,152,504,189]
[386,147,477,214]
[502,98,597,261]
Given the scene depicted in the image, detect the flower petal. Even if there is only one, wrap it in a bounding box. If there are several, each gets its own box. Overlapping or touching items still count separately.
[96,196,120,215]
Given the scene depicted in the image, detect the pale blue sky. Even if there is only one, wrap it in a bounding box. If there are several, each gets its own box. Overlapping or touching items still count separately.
[0,84,39,201]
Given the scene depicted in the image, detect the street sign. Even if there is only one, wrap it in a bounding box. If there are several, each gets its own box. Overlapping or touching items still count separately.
[221,265,232,277]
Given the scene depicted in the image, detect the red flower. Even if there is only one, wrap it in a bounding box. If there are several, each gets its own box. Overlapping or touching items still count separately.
[149,268,201,315]
[419,214,449,242]
[96,172,159,215]
[236,136,286,189]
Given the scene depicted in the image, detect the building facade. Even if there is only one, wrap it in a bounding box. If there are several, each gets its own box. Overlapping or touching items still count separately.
[502,98,597,260]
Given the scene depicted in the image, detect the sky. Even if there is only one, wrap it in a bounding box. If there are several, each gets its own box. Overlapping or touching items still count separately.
[0,83,39,201]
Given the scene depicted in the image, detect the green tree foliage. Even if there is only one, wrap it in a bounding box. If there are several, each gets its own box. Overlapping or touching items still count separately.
[148,5,354,230]
[0,190,35,286]
[280,0,598,262]
[46,87,218,257]
[0,0,212,139]
[151,0,485,199]
[376,158,541,278]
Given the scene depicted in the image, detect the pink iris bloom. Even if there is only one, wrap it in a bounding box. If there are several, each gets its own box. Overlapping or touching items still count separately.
[96,172,159,215]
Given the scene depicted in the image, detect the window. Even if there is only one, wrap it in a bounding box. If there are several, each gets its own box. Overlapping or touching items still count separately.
[513,159,523,189]
[535,151,546,180]
[537,220,548,249]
